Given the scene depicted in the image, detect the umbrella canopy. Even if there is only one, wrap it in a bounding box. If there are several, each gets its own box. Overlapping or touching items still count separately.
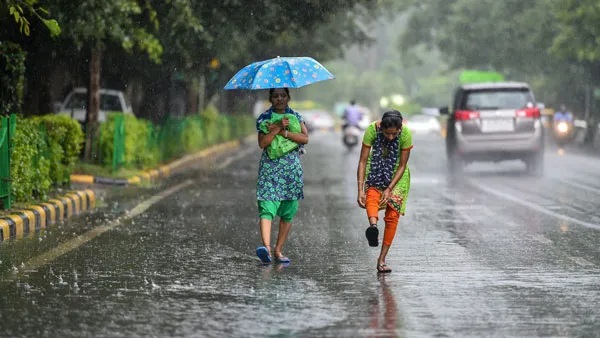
[224,56,335,90]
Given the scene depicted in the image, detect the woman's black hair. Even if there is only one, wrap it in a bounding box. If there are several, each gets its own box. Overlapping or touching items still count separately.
[269,88,290,99]
[381,109,403,129]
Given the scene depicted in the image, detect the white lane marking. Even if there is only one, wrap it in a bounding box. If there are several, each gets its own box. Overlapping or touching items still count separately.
[558,178,600,195]
[5,180,193,281]
[215,146,256,170]
[569,256,595,267]
[470,181,600,231]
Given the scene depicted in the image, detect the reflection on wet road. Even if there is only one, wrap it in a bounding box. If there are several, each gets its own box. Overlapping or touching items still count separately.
[0,131,599,337]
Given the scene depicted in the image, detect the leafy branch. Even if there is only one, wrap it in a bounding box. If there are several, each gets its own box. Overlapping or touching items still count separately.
[3,0,61,37]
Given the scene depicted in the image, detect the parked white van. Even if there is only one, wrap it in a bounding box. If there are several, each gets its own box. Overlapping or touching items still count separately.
[57,87,133,123]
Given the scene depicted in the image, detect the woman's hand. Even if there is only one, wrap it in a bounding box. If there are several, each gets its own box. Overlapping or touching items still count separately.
[380,187,391,205]
[277,118,290,136]
[357,190,366,209]
[267,121,283,134]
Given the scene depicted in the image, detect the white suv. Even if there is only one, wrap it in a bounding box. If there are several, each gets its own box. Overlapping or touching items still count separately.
[57,87,133,123]
[441,82,544,176]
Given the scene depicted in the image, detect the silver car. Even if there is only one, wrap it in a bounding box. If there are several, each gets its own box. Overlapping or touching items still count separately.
[441,82,544,175]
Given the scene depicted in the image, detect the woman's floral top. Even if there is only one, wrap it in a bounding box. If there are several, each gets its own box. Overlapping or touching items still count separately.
[256,108,305,201]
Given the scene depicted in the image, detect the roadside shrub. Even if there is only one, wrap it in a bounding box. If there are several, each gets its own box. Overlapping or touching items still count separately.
[99,113,160,170]
[181,116,205,153]
[200,104,220,146]
[38,114,84,187]
[218,115,232,142]
[11,118,51,203]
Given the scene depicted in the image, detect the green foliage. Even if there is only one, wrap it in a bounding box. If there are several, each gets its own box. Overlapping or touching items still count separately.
[0,41,25,115]
[200,104,220,146]
[99,113,160,170]
[398,0,599,113]
[52,0,162,61]
[181,117,205,153]
[10,117,50,203]
[38,114,84,187]
[552,0,600,62]
[3,0,61,37]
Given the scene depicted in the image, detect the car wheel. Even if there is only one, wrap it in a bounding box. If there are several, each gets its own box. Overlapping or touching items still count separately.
[447,151,464,176]
[526,151,544,176]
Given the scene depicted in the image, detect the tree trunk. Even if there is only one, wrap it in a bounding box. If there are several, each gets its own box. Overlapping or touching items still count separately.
[185,79,198,116]
[84,47,102,162]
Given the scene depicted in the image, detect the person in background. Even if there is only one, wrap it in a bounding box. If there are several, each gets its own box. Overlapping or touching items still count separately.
[254,87,309,264]
[356,110,413,273]
[342,100,364,130]
[553,104,574,123]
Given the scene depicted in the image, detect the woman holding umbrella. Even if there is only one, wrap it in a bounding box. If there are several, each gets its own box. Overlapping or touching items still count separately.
[356,110,412,273]
[255,88,309,264]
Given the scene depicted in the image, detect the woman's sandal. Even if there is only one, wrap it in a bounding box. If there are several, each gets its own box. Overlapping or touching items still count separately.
[275,254,291,264]
[377,263,392,273]
[256,246,272,264]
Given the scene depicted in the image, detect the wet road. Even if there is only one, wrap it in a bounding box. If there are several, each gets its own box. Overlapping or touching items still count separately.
[1,131,600,337]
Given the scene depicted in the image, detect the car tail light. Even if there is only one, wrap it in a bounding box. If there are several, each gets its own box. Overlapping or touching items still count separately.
[455,110,480,120]
[515,108,540,118]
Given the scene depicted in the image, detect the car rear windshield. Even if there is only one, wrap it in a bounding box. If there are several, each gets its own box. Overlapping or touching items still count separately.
[65,93,123,111]
[461,89,533,110]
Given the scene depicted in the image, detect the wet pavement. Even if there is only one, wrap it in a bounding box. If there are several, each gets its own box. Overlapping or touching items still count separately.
[0,131,599,337]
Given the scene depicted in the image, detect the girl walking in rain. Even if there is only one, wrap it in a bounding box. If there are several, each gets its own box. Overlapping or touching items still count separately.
[255,88,309,264]
[356,110,412,273]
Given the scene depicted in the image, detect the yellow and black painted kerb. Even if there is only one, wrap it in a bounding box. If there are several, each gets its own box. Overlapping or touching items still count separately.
[0,189,96,242]
[70,139,246,186]
[71,165,171,186]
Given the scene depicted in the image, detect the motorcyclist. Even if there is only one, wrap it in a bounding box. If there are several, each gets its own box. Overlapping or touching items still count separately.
[553,104,574,124]
[342,100,364,131]
[552,104,574,148]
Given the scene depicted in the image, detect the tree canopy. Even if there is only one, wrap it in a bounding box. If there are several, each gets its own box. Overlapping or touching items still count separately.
[398,0,600,114]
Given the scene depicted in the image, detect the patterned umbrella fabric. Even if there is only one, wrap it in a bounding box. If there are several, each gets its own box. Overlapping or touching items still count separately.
[224,56,335,90]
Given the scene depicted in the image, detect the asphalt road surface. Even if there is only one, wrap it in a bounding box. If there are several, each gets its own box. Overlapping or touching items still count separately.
[0,131,599,338]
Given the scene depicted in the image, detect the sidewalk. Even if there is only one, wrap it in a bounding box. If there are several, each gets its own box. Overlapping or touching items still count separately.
[0,138,248,243]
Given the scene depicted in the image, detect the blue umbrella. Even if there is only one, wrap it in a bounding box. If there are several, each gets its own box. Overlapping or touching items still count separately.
[223,56,335,90]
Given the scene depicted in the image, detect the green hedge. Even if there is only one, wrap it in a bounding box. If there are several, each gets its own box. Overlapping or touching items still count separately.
[11,118,50,202]
[11,114,83,203]
[40,115,84,186]
[96,106,255,171]
[99,113,160,170]
[6,107,255,205]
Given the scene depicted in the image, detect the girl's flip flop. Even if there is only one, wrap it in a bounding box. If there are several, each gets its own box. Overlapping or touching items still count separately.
[377,263,392,273]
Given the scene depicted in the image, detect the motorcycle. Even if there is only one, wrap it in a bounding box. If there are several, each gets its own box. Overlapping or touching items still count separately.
[552,120,574,148]
[342,124,362,150]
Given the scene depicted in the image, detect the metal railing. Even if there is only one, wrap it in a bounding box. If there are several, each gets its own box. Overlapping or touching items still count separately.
[0,114,15,209]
